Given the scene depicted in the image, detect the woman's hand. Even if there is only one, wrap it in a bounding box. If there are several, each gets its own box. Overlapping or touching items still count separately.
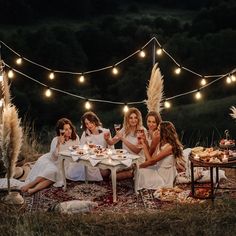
[104,131,110,141]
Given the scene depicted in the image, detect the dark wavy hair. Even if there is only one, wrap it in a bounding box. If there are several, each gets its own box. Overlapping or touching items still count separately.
[55,118,77,140]
[81,111,102,131]
[159,121,183,159]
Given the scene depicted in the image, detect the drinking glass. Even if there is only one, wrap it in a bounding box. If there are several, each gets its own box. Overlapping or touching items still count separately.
[136,129,144,147]
[114,124,121,132]
[59,129,65,136]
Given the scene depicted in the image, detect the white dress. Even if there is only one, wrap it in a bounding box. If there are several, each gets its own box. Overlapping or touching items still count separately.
[137,144,177,190]
[25,136,80,187]
[66,127,112,181]
[120,127,146,164]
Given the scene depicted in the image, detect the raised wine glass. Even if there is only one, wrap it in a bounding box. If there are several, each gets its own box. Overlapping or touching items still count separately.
[114,124,121,132]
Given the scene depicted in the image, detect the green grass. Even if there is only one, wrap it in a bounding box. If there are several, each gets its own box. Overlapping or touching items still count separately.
[0,199,236,235]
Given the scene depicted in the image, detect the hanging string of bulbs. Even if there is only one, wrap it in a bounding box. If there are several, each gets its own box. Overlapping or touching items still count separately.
[0,37,235,112]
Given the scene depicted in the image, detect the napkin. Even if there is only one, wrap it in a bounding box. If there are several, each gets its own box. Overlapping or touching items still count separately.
[89,157,101,167]
[120,158,132,167]
[71,154,80,162]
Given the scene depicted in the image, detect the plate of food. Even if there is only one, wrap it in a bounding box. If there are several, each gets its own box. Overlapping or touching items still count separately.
[69,145,80,151]
[71,149,87,156]
[111,154,128,160]
[91,154,107,160]
[113,149,128,155]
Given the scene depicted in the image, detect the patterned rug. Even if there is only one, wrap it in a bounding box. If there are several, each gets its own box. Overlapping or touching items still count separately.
[21,168,236,213]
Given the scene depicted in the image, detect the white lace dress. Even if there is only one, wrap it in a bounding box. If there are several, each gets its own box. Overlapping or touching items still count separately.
[66,127,112,181]
[137,144,177,190]
[25,136,80,187]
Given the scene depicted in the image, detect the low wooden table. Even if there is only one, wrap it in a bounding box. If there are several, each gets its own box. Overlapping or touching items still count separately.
[59,150,140,202]
[189,155,236,201]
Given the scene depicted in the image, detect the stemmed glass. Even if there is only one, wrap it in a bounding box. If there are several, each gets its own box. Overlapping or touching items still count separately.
[86,136,94,148]
[136,128,145,148]
[114,124,121,132]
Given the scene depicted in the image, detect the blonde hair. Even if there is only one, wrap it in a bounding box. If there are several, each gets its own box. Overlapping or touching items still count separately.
[123,107,143,136]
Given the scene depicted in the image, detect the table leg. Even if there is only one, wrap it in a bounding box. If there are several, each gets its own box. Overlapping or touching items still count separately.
[210,167,214,200]
[134,162,139,195]
[84,166,88,184]
[110,168,117,202]
[60,158,67,191]
[216,167,219,187]
[190,161,195,196]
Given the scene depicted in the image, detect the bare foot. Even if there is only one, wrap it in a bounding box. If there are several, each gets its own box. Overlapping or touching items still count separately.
[20,185,30,193]
[27,188,35,195]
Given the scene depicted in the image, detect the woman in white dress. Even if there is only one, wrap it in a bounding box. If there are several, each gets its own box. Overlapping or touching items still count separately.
[137,121,184,190]
[105,107,146,179]
[20,118,79,194]
[66,111,111,181]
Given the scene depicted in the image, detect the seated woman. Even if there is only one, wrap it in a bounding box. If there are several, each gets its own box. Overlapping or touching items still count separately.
[105,107,146,179]
[137,121,185,190]
[21,118,79,194]
[66,111,111,181]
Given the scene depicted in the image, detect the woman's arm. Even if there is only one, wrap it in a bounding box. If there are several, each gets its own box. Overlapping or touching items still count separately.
[50,136,64,161]
[121,136,142,154]
[140,143,172,168]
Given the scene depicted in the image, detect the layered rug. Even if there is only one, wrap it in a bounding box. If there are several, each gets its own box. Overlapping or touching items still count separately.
[20,168,236,213]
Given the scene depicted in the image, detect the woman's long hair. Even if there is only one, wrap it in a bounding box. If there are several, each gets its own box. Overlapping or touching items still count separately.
[123,107,143,136]
[55,118,77,140]
[145,111,162,131]
[160,121,185,171]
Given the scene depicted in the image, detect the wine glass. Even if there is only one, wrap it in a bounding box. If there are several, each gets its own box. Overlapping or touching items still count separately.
[136,129,144,147]
[114,124,121,132]
[86,136,94,148]
[59,129,65,136]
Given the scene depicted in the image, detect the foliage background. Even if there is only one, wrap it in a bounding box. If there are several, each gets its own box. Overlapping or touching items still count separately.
[0,0,236,146]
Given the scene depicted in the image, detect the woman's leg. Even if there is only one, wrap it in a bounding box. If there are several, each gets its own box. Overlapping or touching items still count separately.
[28,179,53,195]
[116,170,133,180]
[20,177,43,192]
[100,169,111,181]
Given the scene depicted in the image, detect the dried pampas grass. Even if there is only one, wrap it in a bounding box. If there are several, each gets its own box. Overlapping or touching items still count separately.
[2,71,12,106]
[146,63,164,113]
[230,106,236,120]
[1,104,23,181]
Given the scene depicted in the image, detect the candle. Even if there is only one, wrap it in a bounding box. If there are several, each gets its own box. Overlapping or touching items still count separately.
[194,154,200,161]
[222,156,228,163]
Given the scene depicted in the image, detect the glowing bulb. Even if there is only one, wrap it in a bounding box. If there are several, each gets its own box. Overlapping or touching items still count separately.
[8,69,14,79]
[200,78,206,86]
[112,67,118,75]
[195,91,202,100]
[123,105,129,113]
[49,72,55,80]
[175,67,181,75]
[16,58,22,65]
[231,74,236,82]
[85,101,91,110]
[45,88,52,97]
[79,75,85,83]
[0,99,3,107]
[156,48,163,55]
[164,101,171,109]
[139,50,146,58]
[0,74,3,82]
[226,76,231,84]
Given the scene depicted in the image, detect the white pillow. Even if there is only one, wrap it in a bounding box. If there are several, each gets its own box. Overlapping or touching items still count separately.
[51,200,98,214]
[197,170,227,183]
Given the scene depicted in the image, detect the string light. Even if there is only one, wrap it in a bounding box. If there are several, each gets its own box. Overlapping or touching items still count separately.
[123,104,129,113]
[174,67,181,75]
[226,76,232,84]
[230,74,236,82]
[164,101,171,109]
[49,71,55,80]
[195,90,202,100]
[139,49,146,58]
[200,77,207,86]
[85,100,91,110]
[112,66,119,75]
[16,57,22,65]
[8,69,14,79]
[156,48,163,56]
[78,74,85,83]
[45,88,52,97]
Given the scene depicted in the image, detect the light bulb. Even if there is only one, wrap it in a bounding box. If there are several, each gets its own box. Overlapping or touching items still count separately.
[139,50,146,58]
[8,69,14,79]
[79,75,85,83]
[16,58,22,65]
[200,78,206,86]
[175,67,181,75]
[112,67,118,75]
[85,101,91,110]
[231,74,236,82]
[226,76,231,84]
[123,105,129,113]
[164,101,171,109]
[45,88,52,97]
[195,91,202,100]
[156,48,163,55]
[49,72,55,80]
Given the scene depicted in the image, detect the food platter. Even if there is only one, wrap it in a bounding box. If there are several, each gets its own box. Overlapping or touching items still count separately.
[112,149,128,155]
[91,154,107,160]
[111,154,128,160]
